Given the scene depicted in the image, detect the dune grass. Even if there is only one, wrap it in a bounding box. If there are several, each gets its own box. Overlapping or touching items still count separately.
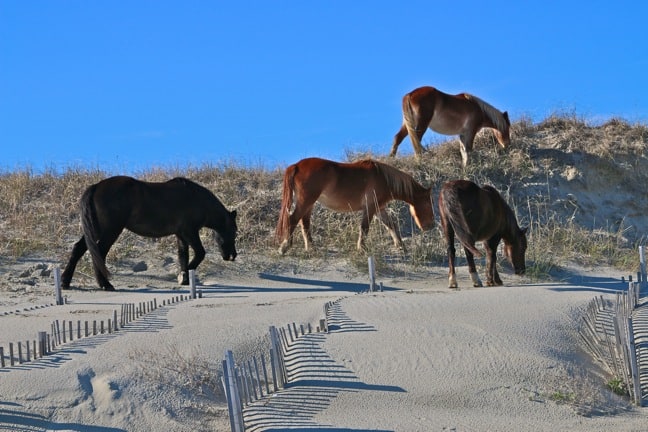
[0,114,646,279]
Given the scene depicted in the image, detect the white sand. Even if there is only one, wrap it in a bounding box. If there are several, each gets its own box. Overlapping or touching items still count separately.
[1,258,646,432]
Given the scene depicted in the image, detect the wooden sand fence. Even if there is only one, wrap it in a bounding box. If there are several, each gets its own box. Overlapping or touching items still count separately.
[222,316,330,432]
[0,268,197,369]
[580,246,647,406]
[222,257,378,432]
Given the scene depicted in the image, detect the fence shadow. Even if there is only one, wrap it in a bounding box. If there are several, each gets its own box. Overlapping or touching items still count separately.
[1,305,175,372]
[0,402,125,432]
[242,300,401,432]
[632,298,648,404]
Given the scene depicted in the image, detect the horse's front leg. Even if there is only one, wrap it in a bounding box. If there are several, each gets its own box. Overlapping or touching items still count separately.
[376,209,406,251]
[176,236,191,285]
[357,209,375,250]
[464,245,483,287]
[484,238,503,286]
[61,236,88,289]
[458,131,476,168]
[176,233,207,286]
[177,232,206,286]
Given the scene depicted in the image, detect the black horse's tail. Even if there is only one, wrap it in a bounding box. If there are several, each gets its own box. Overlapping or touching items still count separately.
[440,187,483,258]
[80,184,110,281]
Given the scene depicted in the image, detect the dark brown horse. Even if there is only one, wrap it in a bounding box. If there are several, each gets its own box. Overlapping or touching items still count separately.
[61,176,237,290]
[275,157,435,254]
[438,180,527,288]
[390,86,511,167]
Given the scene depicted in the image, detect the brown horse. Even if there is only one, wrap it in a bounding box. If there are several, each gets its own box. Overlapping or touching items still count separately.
[438,180,527,288]
[390,86,511,167]
[61,176,237,290]
[275,157,435,254]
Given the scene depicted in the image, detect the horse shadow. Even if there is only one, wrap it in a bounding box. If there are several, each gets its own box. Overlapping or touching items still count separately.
[197,273,399,295]
[540,266,636,295]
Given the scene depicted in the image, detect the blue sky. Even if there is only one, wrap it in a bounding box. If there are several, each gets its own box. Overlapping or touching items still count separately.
[1,1,647,174]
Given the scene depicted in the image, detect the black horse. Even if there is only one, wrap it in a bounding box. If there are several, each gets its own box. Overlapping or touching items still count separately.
[61,176,237,290]
[438,179,527,289]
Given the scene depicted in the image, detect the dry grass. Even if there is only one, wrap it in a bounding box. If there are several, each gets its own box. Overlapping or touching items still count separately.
[1,114,646,279]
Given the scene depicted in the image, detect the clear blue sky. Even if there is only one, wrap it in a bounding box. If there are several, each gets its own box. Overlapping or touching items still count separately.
[1,1,647,174]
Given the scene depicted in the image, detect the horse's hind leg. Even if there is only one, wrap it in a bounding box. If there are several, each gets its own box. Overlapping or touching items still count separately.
[406,123,427,158]
[61,236,88,289]
[445,229,459,288]
[93,233,120,291]
[356,208,378,251]
[299,210,314,251]
[389,124,409,157]
[278,214,298,255]
[279,204,314,254]
[464,246,483,287]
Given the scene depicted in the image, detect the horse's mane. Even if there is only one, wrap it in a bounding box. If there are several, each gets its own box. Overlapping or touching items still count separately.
[368,160,422,201]
[482,185,520,236]
[465,94,509,132]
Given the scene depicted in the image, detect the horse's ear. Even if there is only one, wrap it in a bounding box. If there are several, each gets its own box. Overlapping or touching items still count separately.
[503,111,510,124]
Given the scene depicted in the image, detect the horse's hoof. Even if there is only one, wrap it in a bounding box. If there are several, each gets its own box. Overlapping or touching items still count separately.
[474,282,484,287]
[178,273,189,285]
[104,285,115,291]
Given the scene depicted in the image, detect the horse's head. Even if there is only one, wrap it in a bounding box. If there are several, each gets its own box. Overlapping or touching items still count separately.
[215,210,238,261]
[493,111,511,149]
[504,225,528,274]
[409,188,435,231]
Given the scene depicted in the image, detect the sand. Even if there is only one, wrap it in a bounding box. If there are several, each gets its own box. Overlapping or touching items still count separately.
[1,255,646,432]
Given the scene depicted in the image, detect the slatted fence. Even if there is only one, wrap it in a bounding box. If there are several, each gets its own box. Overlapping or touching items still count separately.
[0,288,193,369]
[580,246,647,406]
[221,258,380,432]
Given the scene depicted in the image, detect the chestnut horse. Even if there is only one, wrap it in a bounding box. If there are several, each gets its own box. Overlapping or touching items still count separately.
[438,180,527,288]
[61,176,237,290]
[276,157,435,254]
[390,86,511,167]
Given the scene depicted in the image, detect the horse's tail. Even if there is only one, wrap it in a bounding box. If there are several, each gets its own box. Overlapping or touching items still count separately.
[401,92,417,134]
[440,187,483,258]
[275,163,296,244]
[402,92,426,156]
[80,184,110,281]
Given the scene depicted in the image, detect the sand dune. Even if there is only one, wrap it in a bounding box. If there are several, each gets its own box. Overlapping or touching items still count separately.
[1,259,646,431]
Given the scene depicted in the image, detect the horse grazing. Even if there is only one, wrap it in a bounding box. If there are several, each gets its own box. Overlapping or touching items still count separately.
[438,180,527,289]
[61,176,237,291]
[390,86,511,167]
[275,157,435,255]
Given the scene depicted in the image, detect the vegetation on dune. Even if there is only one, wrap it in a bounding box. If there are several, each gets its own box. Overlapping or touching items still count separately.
[0,114,646,279]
